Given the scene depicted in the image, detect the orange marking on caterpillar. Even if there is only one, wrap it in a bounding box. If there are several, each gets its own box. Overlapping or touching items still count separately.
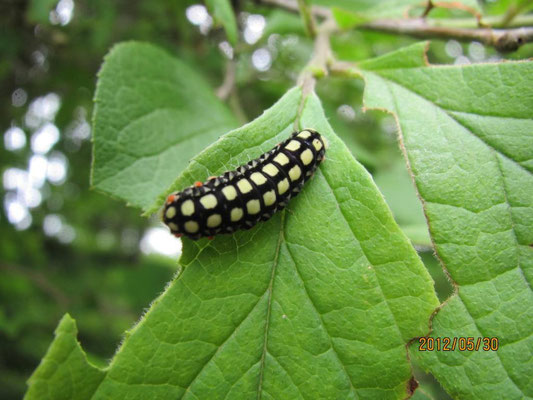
[194,181,203,187]
[166,194,176,204]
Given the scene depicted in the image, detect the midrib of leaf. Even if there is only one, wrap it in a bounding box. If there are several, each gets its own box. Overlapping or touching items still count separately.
[256,211,285,400]
[181,292,264,399]
[372,71,530,395]
[176,220,283,400]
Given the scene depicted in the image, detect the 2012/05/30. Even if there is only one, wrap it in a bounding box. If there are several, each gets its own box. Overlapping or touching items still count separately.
[418,336,499,352]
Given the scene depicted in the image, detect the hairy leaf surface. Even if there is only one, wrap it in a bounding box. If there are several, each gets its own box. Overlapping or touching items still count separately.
[358,42,533,400]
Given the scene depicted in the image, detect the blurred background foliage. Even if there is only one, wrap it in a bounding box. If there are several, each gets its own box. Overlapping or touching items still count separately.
[0,0,531,399]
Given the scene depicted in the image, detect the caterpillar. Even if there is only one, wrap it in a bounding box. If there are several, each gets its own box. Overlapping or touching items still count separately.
[162,129,327,240]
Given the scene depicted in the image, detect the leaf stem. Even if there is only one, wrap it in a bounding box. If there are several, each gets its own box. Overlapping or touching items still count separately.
[296,17,335,124]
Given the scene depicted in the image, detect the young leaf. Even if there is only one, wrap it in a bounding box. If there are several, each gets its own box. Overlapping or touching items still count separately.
[205,0,238,45]
[91,42,237,212]
[29,87,439,399]
[357,42,533,399]
[24,314,105,400]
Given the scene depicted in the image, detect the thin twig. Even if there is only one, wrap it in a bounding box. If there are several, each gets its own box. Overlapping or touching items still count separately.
[421,0,434,18]
[500,0,533,27]
[297,0,317,37]
[427,14,533,29]
[216,59,237,100]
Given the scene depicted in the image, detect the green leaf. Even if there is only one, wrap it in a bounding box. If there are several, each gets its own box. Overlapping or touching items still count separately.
[205,0,238,45]
[357,42,533,399]
[32,87,439,399]
[24,314,105,400]
[91,42,237,213]
[311,0,481,20]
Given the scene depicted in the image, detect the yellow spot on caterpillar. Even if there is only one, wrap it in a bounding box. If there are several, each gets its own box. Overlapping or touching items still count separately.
[165,206,176,219]
[181,200,195,216]
[262,163,279,177]
[273,152,289,166]
[288,165,301,181]
[222,185,237,201]
[184,221,199,233]
[300,149,313,165]
[207,214,222,228]
[263,190,276,206]
[246,199,260,215]
[168,222,178,231]
[237,179,253,194]
[230,207,243,222]
[200,194,217,209]
[285,140,301,152]
[278,178,289,195]
[250,172,267,186]
[297,130,312,139]
[312,138,323,151]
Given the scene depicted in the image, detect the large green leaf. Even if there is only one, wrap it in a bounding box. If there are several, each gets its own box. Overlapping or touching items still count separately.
[357,42,533,399]
[91,42,237,212]
[27,87,438,399]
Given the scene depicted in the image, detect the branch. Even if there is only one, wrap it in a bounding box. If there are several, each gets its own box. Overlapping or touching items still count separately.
[261,0,533,52]
[297,18,335,97]
[0,263,69,307]
[295,17,336,127]
[359,19,533,52]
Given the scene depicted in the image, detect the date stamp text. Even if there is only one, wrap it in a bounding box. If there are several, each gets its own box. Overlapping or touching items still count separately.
[418,337,499,352]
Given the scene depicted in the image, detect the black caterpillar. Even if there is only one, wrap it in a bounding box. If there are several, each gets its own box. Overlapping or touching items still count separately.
[162,129,327,240]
